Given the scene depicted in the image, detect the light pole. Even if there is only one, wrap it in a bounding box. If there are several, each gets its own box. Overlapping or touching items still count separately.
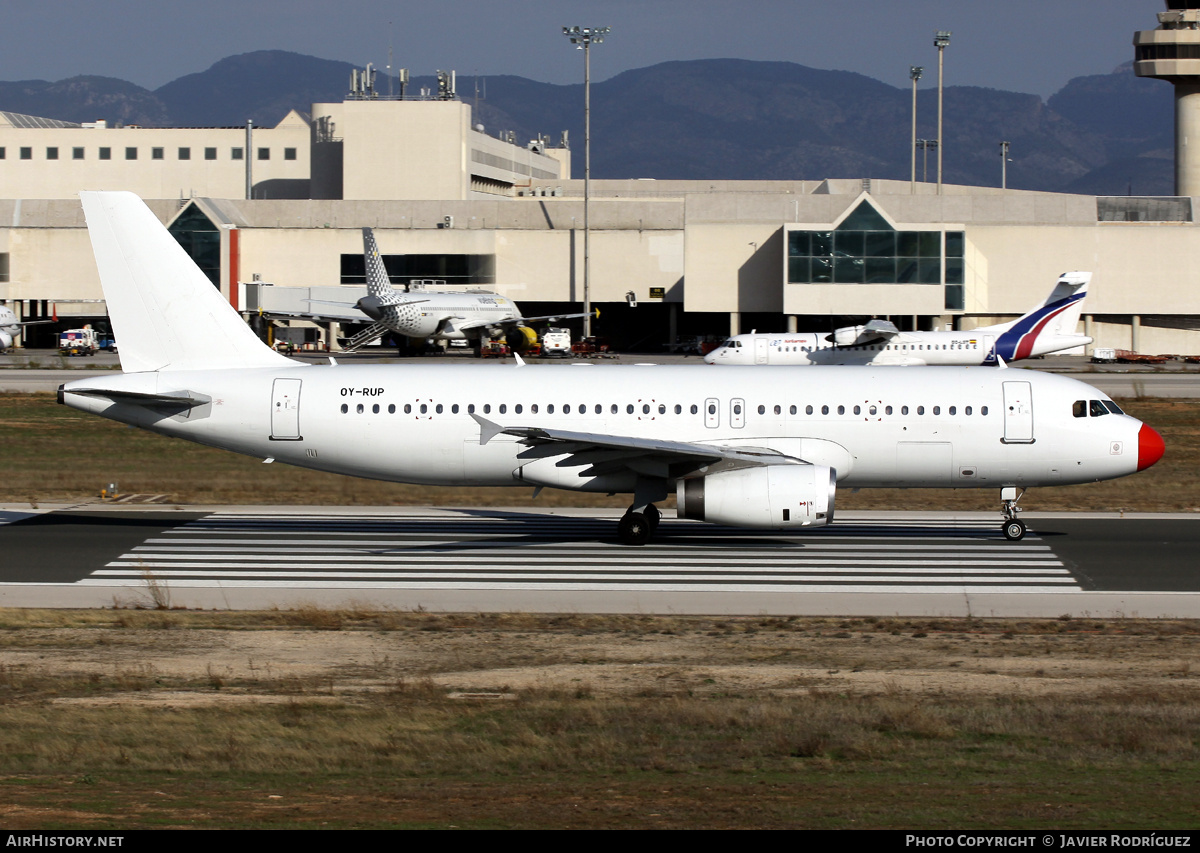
[563,25,609,339]
[910,66,923,193]
[934,31,951,195]
[917,139,938,183]
[999,140,1011,189]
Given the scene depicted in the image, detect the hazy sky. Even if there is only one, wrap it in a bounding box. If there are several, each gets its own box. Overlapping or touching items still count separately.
[0,1,1158,97]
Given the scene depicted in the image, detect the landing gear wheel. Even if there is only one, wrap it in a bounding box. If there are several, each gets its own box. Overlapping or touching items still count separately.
[644,504,661,532]
[1003,519,1026,541]
[618,512,653,546]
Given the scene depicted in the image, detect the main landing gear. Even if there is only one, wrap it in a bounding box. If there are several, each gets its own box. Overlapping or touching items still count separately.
[617,477,668,546]
[1000,486,1026,541]
[618,503,661,546]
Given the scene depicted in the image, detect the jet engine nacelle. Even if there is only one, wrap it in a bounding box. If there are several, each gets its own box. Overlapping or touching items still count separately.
[0,330,12,350]
[505,325,538,353]
[676,465,836,529]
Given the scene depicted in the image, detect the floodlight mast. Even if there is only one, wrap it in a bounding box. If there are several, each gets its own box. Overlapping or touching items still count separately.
[563,26,610,338]
[910,66,924,193]
[934,31,951,195]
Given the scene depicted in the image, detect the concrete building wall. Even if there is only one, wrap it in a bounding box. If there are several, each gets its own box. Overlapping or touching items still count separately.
[0,116,310,200]
[311,99,565,201]
[0,199,178,312]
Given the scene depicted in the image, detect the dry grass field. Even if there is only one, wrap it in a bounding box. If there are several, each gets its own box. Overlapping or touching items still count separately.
[0,610,1197,829]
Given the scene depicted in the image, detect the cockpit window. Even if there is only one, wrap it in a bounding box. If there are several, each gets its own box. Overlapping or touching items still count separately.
[1073,400,1086,418]
[1103,400,1124,415]
[1089,400,1109,417]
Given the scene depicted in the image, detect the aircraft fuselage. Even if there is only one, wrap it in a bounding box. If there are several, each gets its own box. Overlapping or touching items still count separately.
[62,363,1153,492]
[703,330,1086,366]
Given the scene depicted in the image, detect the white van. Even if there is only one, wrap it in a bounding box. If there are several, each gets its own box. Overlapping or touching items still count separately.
[542,327,572,357]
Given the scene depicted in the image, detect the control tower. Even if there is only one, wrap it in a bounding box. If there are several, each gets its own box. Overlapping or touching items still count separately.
[1134,2,1200,195]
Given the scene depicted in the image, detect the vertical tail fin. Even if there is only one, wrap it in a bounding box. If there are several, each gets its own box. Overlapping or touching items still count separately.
[990,271,1091,361]
[362,227,396,301]
[81,191,291,373]
[1036,270,1090,335]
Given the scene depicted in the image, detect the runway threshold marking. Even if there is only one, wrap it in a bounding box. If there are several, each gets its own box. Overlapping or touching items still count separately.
[86,511,1082,594]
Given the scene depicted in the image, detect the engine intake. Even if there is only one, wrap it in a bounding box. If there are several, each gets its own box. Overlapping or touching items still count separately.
[677,465,836,529]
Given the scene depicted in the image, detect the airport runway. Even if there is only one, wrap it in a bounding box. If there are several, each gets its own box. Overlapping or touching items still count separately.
[1,505,1197,617]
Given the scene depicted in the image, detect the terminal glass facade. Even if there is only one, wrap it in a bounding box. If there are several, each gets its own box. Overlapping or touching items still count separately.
[168,206,221,287]
[340,253,496,286]
[787,200,964,308]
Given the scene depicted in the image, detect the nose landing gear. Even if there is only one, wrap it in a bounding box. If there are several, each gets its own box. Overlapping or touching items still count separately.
[1000,486,1026,540]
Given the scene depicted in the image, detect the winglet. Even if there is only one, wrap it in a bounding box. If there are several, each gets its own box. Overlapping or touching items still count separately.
[513,352,526,368]
[996,353,1008,369]
[470,412,505,445]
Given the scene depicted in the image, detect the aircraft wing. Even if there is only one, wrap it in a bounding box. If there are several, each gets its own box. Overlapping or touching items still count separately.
[471,413,802,478]
[827,318,919,347]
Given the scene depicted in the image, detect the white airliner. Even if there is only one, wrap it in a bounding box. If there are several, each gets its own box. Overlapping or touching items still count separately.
[704,272,1092,366]
[296,228,590,352]
[61,193,1163,545]
[0,305,54,351]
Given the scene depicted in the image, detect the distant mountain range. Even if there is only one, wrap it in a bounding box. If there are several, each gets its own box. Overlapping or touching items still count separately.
[0,50,1176,196]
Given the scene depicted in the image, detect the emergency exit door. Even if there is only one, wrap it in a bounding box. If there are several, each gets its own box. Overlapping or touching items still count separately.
[270,378,303,440]
[1002,380,1034,444]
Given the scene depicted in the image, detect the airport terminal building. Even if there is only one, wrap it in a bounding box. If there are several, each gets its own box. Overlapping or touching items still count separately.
[1,77,1199,354]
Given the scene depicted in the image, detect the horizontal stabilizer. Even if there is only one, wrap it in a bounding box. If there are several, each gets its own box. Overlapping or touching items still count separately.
[60,386,210,411]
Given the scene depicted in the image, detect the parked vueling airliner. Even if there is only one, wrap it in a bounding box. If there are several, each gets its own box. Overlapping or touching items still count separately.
[291,227,591,352]
[704,272,1092,366]
[60,193,1163,545]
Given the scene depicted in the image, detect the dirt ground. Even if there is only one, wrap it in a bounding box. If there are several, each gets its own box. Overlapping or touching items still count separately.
[6,615,1197,707]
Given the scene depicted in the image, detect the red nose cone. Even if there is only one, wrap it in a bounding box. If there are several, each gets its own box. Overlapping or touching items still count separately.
[1137,423,1165,472]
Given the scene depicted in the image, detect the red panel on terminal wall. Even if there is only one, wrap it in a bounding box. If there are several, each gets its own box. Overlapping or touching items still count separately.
[228,227,239,310]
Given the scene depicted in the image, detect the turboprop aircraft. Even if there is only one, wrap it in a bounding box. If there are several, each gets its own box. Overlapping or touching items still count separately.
[704,271,1092,366]
[60,193,1163,545]
[288,227,592,352]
